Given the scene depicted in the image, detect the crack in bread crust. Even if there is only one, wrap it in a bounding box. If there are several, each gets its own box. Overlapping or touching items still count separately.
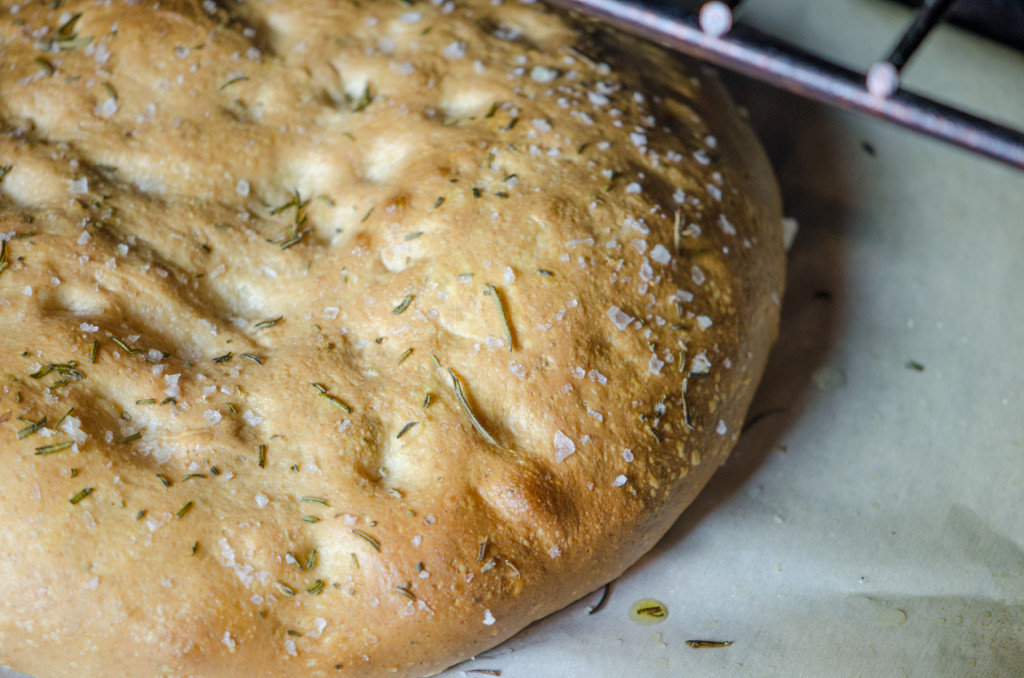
[0,0,784,676]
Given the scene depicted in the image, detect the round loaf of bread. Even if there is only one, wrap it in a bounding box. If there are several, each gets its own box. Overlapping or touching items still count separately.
[0,1,784,676]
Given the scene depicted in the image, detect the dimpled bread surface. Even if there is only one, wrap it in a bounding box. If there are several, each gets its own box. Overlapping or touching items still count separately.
[0,0,784,676]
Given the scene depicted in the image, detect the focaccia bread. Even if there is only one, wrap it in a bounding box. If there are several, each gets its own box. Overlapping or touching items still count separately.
[0,0,784,676]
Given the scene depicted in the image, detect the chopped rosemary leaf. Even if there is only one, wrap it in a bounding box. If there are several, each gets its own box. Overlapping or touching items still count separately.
[118,433,142,444]
[212,352,232,363]
[536,269,554,276]
[257,444,267,468]
[0,241,7,276]
[191,541,200,556]
[136,398,156,405]
[16,416,46,440]
[0,165,12,184]
[433,196,445,209]
[240,353,263,365]
[277,582,297,596]
[395,585,416,601]
[301,496,328,505]
[279,233,303,250]
[160,397,177,405]
[89,340,99,364]
[286,630,303,637]
[396,421,418,439]
[422,392,432,408]
[176,501,194,518]
[218,76,249,91]
[351,529,381,552]
[109,336,140,354]
[225,403,238,414]
[392,294,414,314]
[353,82,373,112]
[156,473,172,488]
[477,540,488,562]
[396,347,414,365]
[306,579,325,595]
[361,207,374,223]
[301,515,321,523]
[472,187,482,198]
[686,640,734,649]
[35,441,74,455]
[250,316,283,334]
[180,473,206,481]
[317,391,352,413]
[69,487,93,505]
[68,468,78,478]
[446,367,500,447]
[404,231,424,241]
[306,549,318,570]
[136,509,146,520]
[483,285,514,351]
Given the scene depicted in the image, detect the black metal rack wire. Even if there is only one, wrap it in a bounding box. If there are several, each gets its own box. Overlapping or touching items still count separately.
[546,0,1024,170]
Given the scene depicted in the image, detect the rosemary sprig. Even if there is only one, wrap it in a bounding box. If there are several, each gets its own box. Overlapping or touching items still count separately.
[35,441,74,455]
[16,416,46,440]
[109,336,140,354]
[312,383,352,413]
[483,284,513,351]
[446,367,500,446]
[392,294,414,315]
[351,529,381,552]
[251,316,283,334]
[396,421,417,439]
[218,76,249,91]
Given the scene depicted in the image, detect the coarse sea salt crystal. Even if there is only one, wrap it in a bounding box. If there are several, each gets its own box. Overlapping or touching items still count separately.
[80,322,98,333]
[530,65,558,82]
[613,475,628,487]
[222,632,236,649]
[548,545,561,558]
[606,306,634,331]
[716,420,728,435]
[650,243,672,265]
[311,618,327,638]
[588,369,608,385]
[696,315,713,330]
[483,609,496,625]
[284,639,297,657]
[255,492,269,508]
[648,355,665,375]
[204,409,222,424]
[553,430,576,463]
[442,41,465,59]
[623,448,634,462]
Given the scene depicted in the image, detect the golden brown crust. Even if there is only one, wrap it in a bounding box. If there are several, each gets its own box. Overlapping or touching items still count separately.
[0,1,783,676]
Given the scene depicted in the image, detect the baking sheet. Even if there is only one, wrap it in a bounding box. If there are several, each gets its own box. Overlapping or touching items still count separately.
[4,0,1022,676]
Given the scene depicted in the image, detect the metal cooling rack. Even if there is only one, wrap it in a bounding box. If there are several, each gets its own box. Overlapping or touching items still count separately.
[546,0,1024,170]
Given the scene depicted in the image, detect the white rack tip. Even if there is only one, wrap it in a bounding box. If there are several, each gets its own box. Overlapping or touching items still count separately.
[699,2,733,38]
[866,61,900,99]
